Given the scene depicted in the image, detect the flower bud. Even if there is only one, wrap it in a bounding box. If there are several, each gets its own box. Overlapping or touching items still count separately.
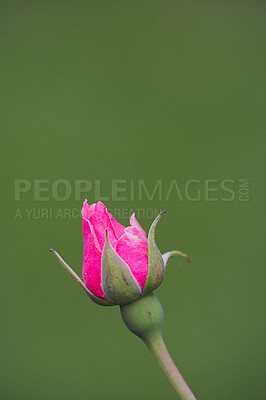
[50,201,190,306]
[82,201,166,305]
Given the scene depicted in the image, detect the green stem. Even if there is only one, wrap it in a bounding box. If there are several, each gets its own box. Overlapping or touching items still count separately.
[120,293,197,400]
[144,332,197,400]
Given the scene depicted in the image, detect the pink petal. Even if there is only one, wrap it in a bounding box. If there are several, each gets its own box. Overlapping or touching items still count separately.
[87,201,125,250]
[94,201,125,239]
[105,208,125,240]
[82,218,104,298]
[115,229,149,290]
[89,212,116,250]
[129,213,147,240]
[82,199,96,220]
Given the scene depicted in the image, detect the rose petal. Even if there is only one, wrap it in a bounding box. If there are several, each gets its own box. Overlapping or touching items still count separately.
[115,230,148,290]
[82,199,97,220]
[89,212,116,250]
[87,202,125,249]
[129,213,147,240]
[82,218,104,298]
[105,207,125,240]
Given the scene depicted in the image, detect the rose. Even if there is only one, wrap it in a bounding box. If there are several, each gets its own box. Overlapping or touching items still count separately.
[82,200,166,306]
[49,202,196,399]
[50,200,190,307]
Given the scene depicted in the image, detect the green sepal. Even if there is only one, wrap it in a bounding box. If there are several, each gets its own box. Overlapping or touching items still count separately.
[142,211,165,296]
[162,250,191,267]
[49,249,115,306]
[101,232,141,305]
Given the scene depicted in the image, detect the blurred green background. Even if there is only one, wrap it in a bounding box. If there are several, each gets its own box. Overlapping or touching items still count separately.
[1,1,265,399]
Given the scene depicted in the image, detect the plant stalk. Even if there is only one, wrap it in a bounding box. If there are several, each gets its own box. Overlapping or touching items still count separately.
[144,332,197,400]
[120,293,197,400]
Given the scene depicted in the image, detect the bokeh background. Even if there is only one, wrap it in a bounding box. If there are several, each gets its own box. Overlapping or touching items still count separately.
[1,1,265,399]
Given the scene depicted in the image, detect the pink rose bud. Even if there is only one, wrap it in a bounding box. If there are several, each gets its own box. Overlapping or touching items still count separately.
[50,203,195,399]
[50,201,190,307]
[82,200,165,305]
